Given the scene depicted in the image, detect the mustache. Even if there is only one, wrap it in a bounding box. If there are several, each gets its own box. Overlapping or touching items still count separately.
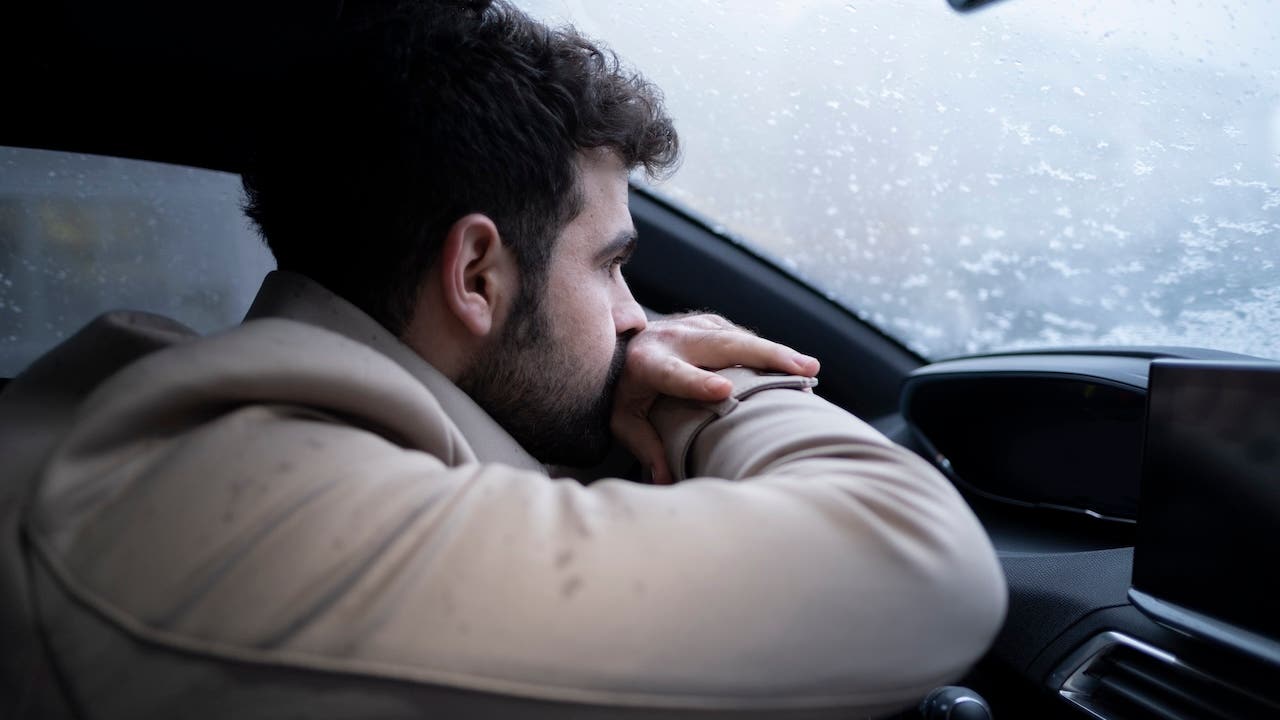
[605,333,631,394]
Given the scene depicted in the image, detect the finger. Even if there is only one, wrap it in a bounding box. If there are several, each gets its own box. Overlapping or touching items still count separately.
[691,313,740,332]
[794,353,821,376]
[660,312,737,330]
[682,330,820,377]
[610,407,672,485]
[628,350,735,403]
[703,314,748,332]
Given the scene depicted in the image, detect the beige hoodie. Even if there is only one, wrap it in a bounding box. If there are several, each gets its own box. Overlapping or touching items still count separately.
[0,271,1005,719]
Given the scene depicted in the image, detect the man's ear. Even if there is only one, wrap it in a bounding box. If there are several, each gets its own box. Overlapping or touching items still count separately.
[438,213,515,338]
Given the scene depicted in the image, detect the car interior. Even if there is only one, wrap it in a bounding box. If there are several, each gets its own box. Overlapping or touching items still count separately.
[3,1,1279,718]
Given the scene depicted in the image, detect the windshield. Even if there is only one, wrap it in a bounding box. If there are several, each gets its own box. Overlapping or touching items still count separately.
[520,0,1280,361]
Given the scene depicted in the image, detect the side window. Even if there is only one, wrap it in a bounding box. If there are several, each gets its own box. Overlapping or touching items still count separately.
[0,147,275,376]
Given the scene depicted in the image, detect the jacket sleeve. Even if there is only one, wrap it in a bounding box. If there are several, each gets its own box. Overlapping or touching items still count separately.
[28,332,1005,717]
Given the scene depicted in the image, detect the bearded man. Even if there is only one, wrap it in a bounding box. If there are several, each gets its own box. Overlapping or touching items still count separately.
[0,1,1005,718]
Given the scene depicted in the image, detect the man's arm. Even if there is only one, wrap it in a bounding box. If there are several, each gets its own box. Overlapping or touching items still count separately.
[28,318,1005,716]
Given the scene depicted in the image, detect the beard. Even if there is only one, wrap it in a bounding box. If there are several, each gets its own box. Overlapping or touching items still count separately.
[457,296,628,467]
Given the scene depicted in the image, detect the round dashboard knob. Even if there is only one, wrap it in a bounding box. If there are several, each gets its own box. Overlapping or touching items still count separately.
[918,685,993,720]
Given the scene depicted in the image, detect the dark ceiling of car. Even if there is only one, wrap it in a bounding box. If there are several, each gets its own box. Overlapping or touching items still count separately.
[3,0,1002,175]
[1,0,344,174]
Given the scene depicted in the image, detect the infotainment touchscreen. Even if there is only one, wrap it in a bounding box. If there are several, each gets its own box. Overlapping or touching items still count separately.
[1130,359,1280,667]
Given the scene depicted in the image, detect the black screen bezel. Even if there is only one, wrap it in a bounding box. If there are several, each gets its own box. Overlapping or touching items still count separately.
[1132,359,1280,668]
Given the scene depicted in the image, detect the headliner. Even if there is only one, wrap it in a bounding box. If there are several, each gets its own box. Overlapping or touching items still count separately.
[0,0,344,174]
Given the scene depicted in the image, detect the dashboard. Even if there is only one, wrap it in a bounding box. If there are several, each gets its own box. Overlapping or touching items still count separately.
[899,350,1280,719]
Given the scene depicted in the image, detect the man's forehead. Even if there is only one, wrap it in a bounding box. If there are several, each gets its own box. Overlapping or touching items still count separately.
[578,146,628,175]
[565,150,633,246]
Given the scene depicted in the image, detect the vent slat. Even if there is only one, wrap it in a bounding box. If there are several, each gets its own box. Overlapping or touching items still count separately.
[1056,633,1280,720]
[1108,652,1242,719]
[1093,669,1201,720]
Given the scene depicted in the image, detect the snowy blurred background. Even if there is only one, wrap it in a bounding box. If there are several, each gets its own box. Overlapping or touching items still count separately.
[524,0,1280,360]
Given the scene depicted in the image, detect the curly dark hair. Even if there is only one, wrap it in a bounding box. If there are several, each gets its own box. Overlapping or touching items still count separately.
[242,0,679,334]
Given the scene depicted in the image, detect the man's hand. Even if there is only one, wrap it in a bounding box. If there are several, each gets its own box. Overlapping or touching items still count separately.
[611,313,820,485]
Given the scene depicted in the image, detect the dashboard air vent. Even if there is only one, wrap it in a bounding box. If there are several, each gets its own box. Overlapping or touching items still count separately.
[1052,632,1280,719]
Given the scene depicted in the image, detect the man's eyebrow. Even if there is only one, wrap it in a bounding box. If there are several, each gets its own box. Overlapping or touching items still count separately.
[594,229,638,264]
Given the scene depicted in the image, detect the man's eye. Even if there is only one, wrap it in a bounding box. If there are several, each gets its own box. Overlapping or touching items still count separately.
[606,255,627,272]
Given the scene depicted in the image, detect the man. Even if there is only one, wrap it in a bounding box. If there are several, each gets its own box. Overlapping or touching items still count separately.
[0,1,1006,717]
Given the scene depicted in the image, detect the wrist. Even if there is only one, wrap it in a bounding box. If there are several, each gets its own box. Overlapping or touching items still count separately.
[649,367,818,482]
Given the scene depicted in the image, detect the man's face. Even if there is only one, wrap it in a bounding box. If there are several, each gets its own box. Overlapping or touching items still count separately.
[459,151,648,466]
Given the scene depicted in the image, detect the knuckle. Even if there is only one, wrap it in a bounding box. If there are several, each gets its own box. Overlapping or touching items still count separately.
[609,414,633,436]
[642,322,682,344]
[627,343,660,368]
[658,355,685,383]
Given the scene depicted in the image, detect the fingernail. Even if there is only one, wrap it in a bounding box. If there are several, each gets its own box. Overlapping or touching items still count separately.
[793,354,819,371]
[704,376,731,394]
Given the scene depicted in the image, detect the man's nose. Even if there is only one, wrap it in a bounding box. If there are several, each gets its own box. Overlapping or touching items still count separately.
[613,279,647,336]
